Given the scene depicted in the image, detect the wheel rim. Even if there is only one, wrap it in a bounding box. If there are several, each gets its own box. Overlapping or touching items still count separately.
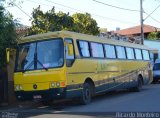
[85,87,90,100]
[138,78,142,88]
[82,84,91,103]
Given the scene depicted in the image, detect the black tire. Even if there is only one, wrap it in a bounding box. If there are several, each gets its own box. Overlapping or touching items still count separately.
[152,79,159,84]
[80,82,91,105]
[42,100,53,106]
[130,76,143,92]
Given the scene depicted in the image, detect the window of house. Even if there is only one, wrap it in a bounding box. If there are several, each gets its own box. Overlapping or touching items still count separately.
[78,41,90,57]
[116,46,126,59]
[104,44,116,58]
[91,42,104,58]
[126,47,135,59]
[135,49,142,60]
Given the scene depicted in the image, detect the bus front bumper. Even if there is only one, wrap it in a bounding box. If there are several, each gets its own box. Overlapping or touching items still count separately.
[15,88,66,101]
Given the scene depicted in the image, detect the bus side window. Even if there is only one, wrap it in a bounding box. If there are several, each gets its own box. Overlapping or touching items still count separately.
[135,48,143,60]
[126,47,135,60]
[104,44,116,59]
[142,50,150,60]
[116,46,126,59]
[77,40,90,57]
[64,38,75,67]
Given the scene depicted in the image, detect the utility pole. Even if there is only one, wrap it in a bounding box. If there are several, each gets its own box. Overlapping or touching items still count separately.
[140,0,144,45]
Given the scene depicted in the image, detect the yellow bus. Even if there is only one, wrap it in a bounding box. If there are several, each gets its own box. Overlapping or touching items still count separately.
[13,31,152,104]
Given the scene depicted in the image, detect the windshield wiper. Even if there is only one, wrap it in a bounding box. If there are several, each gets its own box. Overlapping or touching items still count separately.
[22,60,34,73]
[22,59,48,73]
[37,59,48,71]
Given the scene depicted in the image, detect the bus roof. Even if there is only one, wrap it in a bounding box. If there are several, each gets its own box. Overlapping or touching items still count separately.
[20,31,150,50]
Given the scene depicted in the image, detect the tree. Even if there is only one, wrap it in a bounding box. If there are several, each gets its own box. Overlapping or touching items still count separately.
[28,6,99,35]
[147,32,157,40]
[28,6,74,35]
[147,32,160,40]
[72,13,99,35]
[156,31,160,40]
[0,4,17,68]
[56,11,74,31]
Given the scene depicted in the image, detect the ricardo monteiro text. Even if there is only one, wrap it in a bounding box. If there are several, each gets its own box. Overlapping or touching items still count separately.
[136,112,159,118]
[116,112,136,118]
[116,112,160,118]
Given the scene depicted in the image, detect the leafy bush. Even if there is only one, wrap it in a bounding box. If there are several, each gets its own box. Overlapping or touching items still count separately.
[0,6,17,69]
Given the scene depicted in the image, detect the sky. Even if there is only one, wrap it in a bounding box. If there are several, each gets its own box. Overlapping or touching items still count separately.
[5,0,160,31]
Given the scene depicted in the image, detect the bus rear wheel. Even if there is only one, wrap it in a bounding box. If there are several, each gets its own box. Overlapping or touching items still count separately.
[130,76,143,92]
[80,82,91,105]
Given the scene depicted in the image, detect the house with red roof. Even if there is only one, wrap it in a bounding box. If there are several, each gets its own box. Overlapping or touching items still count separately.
[114,24,160,38]
[16,26,29,38]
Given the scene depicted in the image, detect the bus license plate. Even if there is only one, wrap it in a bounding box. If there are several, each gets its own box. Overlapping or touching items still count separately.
[33,95,42,99]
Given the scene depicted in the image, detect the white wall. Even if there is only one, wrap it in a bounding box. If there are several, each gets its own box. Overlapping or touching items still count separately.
[144,40,160,59]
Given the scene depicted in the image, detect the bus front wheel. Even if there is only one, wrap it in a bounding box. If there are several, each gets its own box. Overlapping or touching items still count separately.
[80,82,91,105]
[42,100,53,106]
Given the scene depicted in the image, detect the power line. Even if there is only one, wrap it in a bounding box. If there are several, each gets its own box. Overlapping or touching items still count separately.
[28,0,137,25]
[92,0,160,24]
[91,14,137,25]
[27,0,73,13]
[27,0,52,8]
[144,12,160,24]
[11,2,32,19]
[92,0,140,12]
[7,0,160,27]
[45,0,84,13]
[142,0,160,24]
[144,3,160,21]
[149,16,160,24]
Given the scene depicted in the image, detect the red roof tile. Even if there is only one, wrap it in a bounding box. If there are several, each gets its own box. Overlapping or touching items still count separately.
[114,24,160,36]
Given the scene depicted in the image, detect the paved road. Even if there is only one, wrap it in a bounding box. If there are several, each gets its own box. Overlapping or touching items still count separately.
[0,84,160,118]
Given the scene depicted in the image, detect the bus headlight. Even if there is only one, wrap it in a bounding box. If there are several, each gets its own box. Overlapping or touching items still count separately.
[56,82,60,87]
[51,82,55,88]
[15,85,19,91]
[19,85,23,90]
[15,85,23,91]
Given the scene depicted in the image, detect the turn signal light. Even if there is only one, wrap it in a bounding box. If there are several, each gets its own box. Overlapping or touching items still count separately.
[60,81,66,87]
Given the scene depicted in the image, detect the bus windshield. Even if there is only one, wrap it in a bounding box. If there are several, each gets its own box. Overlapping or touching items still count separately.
[15,38,64,72]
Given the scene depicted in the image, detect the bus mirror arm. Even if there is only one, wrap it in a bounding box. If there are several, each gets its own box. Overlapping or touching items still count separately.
[66,59,75,67]
[6,48,10,63]
[75,55,81,59]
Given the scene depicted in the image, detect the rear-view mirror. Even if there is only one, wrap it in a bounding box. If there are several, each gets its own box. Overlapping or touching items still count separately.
[6,48,10,63]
